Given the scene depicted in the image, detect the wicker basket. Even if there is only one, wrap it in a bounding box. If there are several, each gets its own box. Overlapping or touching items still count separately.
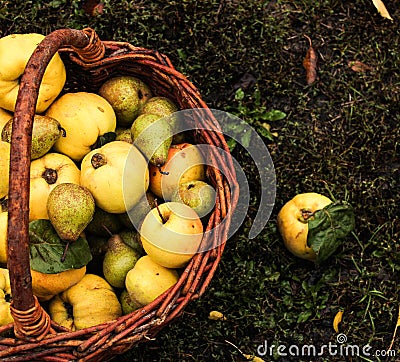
[0,28,238,361]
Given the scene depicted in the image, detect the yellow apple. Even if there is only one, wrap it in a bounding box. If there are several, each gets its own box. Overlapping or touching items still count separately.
[80,141,149,214]
[0,33,66,113]
[29,152,81,221]
[0,141,10,199]
[125,255,179,306]
[140,202,204,268]
[49,273,122,330]
[45,92,116,161]
[149,143,206,200]
[277,193,333,261]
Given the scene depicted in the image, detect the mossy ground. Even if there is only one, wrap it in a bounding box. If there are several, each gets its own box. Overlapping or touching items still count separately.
[1,1,399,361]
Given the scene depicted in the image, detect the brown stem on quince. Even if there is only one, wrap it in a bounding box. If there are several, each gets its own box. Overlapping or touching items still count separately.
[158,165,169,175]
[91,153,107,169]
[154,198,166,224]
[59,126,67,137]
[42,168,58,184]
[300,208,317,222]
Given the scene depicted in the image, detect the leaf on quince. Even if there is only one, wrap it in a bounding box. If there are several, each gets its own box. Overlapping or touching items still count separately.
[29,219,92,274]
[307,201,355,264]
[91,131,117,150]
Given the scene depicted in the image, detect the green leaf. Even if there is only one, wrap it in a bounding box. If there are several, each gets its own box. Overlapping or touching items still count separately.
[29,219,92,274]
[307,201,355,264]
[234,88,245,101]
[226,138,237,151]
[261,110,286,122]
[91,132,117,150]
[256,125,275,141]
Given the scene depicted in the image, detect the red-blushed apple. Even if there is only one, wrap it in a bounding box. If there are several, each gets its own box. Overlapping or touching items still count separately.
[149,143,206,200]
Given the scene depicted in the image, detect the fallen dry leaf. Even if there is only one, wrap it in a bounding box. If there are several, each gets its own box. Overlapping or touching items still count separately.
[303,35,317,85]
[333,309,344,333]
[387,305,400,352]
[371,0,393,20]
[208,310,226,320]
[348,60,373,73]
[83,0,104,16]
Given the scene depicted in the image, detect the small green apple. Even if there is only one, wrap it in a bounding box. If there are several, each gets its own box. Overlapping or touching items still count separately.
[171,180,216,218]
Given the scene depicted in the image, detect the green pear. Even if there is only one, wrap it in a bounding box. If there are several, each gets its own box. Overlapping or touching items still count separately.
[47,183,95,242]
[119,229,144,255]
[120,289,142,314]
[131,113,172,167]
[115,127,133,144]
[140,96,178,117]
[85,207,123,237]
[171,180,216,218]
[139,97,185,144]
[120,191,157,230]
[1,115,64,160]
[98,76,152,127]
[102,234,142,288]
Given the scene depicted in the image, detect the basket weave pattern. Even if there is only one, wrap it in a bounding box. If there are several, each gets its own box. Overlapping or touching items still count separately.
[0,28,238,361]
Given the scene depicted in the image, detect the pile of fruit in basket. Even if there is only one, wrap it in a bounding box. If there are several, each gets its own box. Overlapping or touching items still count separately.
[0,33,216,330]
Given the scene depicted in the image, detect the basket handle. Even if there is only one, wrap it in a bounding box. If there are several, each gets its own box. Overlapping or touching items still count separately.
[7,28,104,340]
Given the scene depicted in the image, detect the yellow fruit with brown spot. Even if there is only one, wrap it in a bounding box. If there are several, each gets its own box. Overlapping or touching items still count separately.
[125,255,179,306]
[277,193,333,261]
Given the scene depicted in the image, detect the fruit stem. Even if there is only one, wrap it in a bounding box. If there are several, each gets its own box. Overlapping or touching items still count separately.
[158,166,169,175]
[59,126,67,137]
[102,224,114,237]
[61,241,70,262]
[300,208,317,221]
[154,198,166,224]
